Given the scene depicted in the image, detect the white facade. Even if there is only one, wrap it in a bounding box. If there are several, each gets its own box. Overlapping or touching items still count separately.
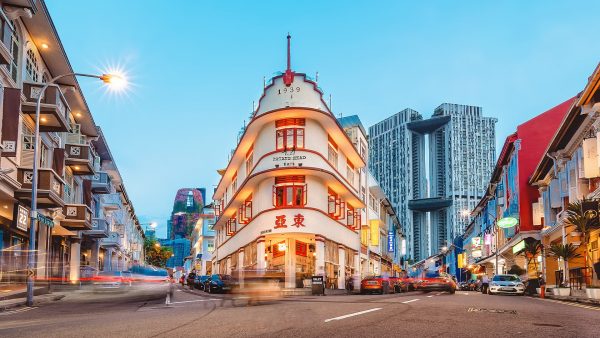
[212,68,370,289]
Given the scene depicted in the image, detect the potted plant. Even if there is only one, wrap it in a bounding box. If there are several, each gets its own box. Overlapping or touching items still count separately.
[563,200,600,287]
[547,243,581,296]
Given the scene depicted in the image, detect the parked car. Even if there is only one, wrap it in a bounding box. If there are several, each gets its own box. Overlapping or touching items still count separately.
[194,275,210,290]
[206,274,234,293]
[488,274,525,295]
[360,276,396,294]
[186,271,197,288]
[399,277,417,292]
[458,282,470,291]
[418,272,456,294]
[92,271,131,290]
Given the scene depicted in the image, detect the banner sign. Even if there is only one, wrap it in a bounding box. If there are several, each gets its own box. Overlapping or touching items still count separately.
[387,230,395,252]
[16,205,29,231]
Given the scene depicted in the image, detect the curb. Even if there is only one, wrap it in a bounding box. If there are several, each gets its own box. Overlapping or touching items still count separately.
[528,294,600,308]
[0,294,66,312]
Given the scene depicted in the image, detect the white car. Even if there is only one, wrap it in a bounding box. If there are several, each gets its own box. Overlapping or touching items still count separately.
[488,274,525,295]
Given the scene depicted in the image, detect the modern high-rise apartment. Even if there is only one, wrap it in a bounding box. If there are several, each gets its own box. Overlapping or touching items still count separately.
[369,104,497,261]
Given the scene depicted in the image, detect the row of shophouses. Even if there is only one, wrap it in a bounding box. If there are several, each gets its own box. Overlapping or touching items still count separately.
[208,45,407,290]
[0,0,144,286]
[435,63,600,297]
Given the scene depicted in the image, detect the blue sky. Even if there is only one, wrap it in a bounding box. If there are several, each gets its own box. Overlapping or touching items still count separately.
[46,0,600,238]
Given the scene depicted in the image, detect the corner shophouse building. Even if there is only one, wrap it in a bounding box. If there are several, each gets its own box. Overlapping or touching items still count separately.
[211,45,402,289]
[463,97,574,277]
[529,63,600,289]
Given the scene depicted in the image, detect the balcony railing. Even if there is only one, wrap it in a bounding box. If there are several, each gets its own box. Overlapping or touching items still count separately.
[91,171,111,194]
[101,193,121,210]
[101,231,123,247]
[84,218,110,238]
[15,167,64,208]
[65,143,95,175]
[61,204,92,230]
[20,82,70,132]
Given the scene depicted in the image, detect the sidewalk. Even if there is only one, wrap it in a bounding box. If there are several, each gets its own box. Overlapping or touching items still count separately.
[530,292,600,307]
[0,292,65,311]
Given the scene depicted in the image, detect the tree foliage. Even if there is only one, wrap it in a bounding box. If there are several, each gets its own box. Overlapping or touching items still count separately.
[547,243,581,261]
[144,237,172,268]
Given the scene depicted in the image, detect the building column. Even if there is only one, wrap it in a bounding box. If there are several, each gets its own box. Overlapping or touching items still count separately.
[338,246,346,290]
[90,240,100,272]
[315,237,325,277]
[121,255,127,271]
[36,223,48,279]
[104,248,113,271]
[226,257,231,275]
[285,238,296,289]
[69,239,81,282]
[238,249,245,288]
[257,238,266,270]
[353,252,360,290]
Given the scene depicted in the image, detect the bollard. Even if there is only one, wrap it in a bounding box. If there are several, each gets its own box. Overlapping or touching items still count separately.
[540,285,545,299]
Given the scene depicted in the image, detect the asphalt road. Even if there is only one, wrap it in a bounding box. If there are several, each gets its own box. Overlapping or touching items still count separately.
[1,285,599,338]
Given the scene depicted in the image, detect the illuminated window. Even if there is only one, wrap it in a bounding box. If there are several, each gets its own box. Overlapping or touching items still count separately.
[346,161,355,185]
[327,188,345,219]
[275,119,305,151]
[231,172,238,192]
[238,195,252,224]
[245,145,254,176]
[273,176,306,208]
[9,25,19,83]
[347,205,360,230]
[25,49,39,82]
[328,136,338,169]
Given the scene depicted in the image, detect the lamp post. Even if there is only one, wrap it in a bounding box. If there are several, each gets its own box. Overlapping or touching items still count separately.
[26,72,125,307]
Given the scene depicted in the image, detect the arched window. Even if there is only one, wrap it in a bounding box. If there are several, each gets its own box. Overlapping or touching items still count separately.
[25,48,39,82]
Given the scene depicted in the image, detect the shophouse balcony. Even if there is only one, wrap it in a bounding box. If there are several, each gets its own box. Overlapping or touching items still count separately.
[101,193,121,211]
[101,231,123,248]
[20,82,70,132]
[64,143,96,175]
[91,171,111,194]
[84,218,110,238]
[14,167,64,208]
[61,203,93,230]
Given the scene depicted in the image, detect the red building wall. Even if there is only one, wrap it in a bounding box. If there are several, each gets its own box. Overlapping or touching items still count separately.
[516,97,575,231]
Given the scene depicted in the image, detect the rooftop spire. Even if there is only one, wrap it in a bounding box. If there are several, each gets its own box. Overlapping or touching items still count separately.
[283,33,295,86]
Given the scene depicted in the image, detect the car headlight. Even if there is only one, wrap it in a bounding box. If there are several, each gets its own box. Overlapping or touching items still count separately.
[491,283,498,287]
[516,283,524,288]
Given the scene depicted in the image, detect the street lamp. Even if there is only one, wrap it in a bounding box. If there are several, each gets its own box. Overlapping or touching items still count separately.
[26,72,126,307]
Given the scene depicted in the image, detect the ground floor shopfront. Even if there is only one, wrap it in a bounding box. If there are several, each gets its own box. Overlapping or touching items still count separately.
[215,233,361,289]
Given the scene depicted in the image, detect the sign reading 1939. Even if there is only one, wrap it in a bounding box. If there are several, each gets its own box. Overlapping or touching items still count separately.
[278,87,301,94]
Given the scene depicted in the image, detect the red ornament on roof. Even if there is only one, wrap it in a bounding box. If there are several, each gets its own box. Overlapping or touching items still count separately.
[283,34,295,86]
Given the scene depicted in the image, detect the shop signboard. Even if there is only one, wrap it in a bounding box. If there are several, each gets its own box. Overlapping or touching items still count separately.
[512,240,525,254]
[387,230,395,252]
[16,205,29,231]
[311,275,325,296]
[401,239,406,256]
[498,217,518,229]
[472,250,482,258]
[471,237,481,249]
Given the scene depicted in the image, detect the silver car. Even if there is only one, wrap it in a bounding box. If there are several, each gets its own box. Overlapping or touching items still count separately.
[488,274,525,295]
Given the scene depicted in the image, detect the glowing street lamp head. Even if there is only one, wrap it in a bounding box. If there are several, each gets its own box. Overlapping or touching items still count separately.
[460,209,471,217]
[100,73,127,90]
[149,222,158,229]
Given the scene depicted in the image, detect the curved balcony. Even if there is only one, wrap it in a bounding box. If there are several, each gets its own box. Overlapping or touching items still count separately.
[21,82,70,132]
[61,203,93,230]
[14,167,65,208]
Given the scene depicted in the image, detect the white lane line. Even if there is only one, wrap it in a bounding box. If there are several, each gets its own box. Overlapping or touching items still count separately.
[0,307,37,316]
[324,308,382,322]
[427,295,433,298]
[168,299,219,304]
[401,299,420,304]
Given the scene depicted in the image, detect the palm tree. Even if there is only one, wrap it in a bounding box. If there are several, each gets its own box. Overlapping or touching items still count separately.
[547,243,582,285]
[518,240,543,272]
[563,200,600,282]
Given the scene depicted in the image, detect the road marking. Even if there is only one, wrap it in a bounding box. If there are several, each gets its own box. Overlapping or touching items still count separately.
[168,299,219,304]
[0,307,37,316]
[324,308,382,322]
[427,295,433,298]
[401,299,420,304]
[535,298,600,311]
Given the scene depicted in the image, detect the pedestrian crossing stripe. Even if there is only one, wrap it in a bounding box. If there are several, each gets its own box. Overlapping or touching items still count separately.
[535,298,600,311]
[0,306,37,316]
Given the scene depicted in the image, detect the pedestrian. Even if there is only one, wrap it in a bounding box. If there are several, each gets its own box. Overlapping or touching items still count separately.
[481,274,489,294]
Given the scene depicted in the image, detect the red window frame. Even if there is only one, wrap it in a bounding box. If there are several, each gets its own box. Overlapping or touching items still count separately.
[214,200,223,217]
[347,205,360,230]
[226,218,237,236]
[273,184,307,208]
[276,128,304,151]
[238,195,252,224]
[327,188,345,219]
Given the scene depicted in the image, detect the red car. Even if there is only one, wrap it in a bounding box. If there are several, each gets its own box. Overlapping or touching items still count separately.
[399,277,417,292]
[360,276,398,294]
[417,272,456,294]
